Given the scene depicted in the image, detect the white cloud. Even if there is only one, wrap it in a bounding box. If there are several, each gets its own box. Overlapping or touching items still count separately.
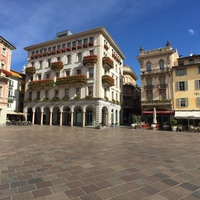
[188,29,194,35]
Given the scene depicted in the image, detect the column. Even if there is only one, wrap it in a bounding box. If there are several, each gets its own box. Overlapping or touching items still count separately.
[32,112,35,125]
[50,112,52,126]
[71,112,74,127]
[40,112,43,125]
[60,112,63,126]
[82,112,85,127]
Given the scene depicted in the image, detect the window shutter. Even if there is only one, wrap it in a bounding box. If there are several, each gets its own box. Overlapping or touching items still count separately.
[184,68,187,75]
[176,98,180,107]
[176,69,179,76]
[176,82,179,91]
[185,98,188,107]
[197,97,200,107]
[195,80,200,90]
[185,81,188,91]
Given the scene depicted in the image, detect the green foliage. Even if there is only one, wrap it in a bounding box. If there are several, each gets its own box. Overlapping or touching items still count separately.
[132,115,141,124]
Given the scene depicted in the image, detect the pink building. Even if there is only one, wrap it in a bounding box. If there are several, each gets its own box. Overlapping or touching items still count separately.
[0,36,16,126]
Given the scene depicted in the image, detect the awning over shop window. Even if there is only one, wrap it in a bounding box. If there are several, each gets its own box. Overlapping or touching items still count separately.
[142,111,174,115]
[7,111,25,115]
[174,111,200,119]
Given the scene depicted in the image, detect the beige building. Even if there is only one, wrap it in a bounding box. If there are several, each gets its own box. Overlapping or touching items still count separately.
[0,36,16,126]
[23,27,125,127]
[122,64,141,125]
[137,41,178,128]
[173,54,200,125]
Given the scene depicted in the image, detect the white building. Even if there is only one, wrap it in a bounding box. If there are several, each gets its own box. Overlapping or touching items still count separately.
[23,27,125,127]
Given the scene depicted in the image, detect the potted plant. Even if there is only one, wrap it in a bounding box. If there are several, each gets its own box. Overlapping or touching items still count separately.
[171,119,178,131]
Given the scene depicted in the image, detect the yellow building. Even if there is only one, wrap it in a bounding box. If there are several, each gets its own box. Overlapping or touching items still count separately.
[173,54,200,125]
[137,41,179,129]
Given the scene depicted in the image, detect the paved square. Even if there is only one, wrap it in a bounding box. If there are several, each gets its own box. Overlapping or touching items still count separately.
[0,126,199,199]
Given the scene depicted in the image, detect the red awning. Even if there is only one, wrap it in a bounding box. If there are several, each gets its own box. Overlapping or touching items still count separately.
[142,111,174,114]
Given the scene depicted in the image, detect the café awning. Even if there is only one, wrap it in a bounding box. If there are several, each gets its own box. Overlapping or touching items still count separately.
[174,111,200,119]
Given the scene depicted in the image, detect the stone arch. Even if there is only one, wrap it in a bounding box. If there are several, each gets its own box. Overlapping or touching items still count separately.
[85,105,95,126]
[74,106,83,126]
[102,106,109,127]
[35,107,41,125]
[27,107,33,122]
[52,106,60,125]
[62,106,71,126]
[43,106,50,125]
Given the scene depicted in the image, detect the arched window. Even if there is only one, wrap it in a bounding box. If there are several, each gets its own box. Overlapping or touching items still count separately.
[146,61,151,72]
[159,60,164,70]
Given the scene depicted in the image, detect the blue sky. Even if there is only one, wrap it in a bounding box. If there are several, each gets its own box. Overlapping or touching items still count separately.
[1,0,200,86]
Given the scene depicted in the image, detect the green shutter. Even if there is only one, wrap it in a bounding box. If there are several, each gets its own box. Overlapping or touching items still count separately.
[184,68,187,75]
[176,98,180,107]
[176,82,179,91]
[185,81,188,91]
[185,98,188,107]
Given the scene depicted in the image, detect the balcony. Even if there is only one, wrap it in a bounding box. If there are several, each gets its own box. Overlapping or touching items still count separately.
[28,79,54,90]
[83,55,97,66]
[56,74,87,86]
[50,61,64,71]
[141,99,172,105]
[102,75,114,87]
[157,84,168,89]
[102,57,114,70]
[25,66,36,76]
[144,85,154,90]
[141,67,172,76]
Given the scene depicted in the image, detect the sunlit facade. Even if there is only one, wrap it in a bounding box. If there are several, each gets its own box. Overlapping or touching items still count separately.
[23,27,125,127]
[0,36,16,126]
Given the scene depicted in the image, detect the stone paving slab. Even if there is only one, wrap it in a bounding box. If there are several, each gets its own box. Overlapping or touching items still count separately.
[0,126,199,199]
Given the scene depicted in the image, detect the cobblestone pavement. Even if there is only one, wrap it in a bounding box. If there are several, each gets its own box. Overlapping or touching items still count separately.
[0,126,199,200]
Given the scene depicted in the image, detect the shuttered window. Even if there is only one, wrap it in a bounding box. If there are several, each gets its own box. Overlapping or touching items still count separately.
[197,97,200,107]
[176,81,188,91]
[195,80,200,90]
[177,98,188,107]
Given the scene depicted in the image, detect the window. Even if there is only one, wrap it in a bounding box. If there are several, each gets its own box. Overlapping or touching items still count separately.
[45,90,49,99]
[48,47,51,52]
[88,68,93,78]
[177,98,188,107]
[62,44,66,49]
[83,38,87,44]
[65,88,69,96]
[78,40,82,47]
[160,91,166,100]
[57,45,61,50]
[146,61,151,72]
[53,46,56,51]
[159,60,164,70]
[146,91,153,101]
[77,69,81,75]
[2,47,6,56]
[48,59,51,67]
[65,71,70,76]
[89,37,94,43]
[176,81,188,91]
[0,86,2,97]
[1,63,4,69]
[72,41,76,48]
[37,91,40,99]
[29,92,32,100]
[76,88,80,96]
[77,52,82,62]
[9,80,14,87]
[146,77,152,86]
[67,55,71,64]
[38,74,41,80]
[195,80,200,90]
[67,43,71,48]
[39,61,42,69]
[36,50,38,55]
[55,89,59,97]
[197,97,200,107]
[176,68,187,76]
[189,59,194,64]
[57,57,60,61]
[56,72,60,78]
[89,50,94,55]
[198,66,200,74]
[159,76,165,84]
[178,60,184,66]
[46,74,50,79]
[116,77,118,88]
[88,86,93,96]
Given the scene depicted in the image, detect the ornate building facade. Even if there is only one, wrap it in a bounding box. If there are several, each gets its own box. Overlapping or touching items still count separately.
[137,42,178,128]
[0,36,16,126]
[23,27,125,127]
